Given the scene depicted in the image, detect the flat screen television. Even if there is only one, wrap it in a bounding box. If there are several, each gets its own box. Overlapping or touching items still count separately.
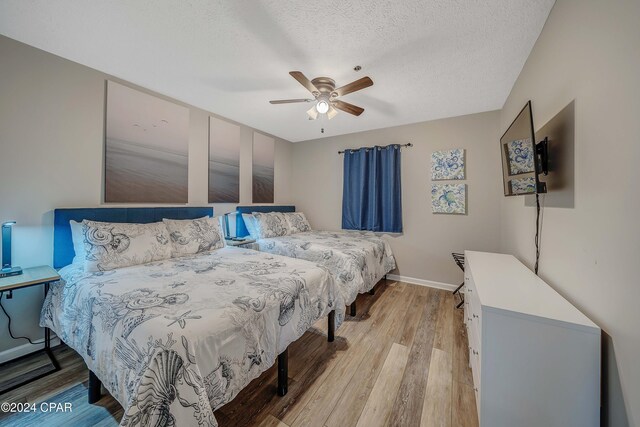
[500,100,548,196]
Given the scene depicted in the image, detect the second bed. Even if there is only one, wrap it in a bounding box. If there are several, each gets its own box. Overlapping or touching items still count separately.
[233,205,396,315]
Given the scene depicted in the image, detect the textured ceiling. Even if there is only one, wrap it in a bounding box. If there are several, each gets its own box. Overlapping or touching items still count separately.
[0,0,554,142]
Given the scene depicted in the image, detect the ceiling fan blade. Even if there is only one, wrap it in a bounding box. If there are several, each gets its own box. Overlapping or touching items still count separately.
[290,71,320,95]
[269,98,313,104]
[333,100,364,116]
[333,76,373,97]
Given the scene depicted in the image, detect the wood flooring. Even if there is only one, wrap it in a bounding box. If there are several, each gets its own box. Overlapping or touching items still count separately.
[0,281,479,427]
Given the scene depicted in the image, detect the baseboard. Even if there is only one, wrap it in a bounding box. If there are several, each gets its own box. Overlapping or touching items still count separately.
[0,337,61,364]
[386,274,457,292]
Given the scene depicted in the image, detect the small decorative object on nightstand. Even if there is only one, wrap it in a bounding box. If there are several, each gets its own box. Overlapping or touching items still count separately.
[225,238,256,248]
[1,221,22,278]
[0,265,61,394]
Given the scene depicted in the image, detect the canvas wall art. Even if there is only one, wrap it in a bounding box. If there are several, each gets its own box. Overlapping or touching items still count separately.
[209,117,240,203]
[105,81,189,203]
[253,132,275,203]
[432,183,466,214]
[506,138,535,175]
[431,148,465,180]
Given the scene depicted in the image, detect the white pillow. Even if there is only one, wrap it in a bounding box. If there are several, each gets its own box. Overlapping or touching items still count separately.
[69,220,85,265]
[242,214,259,240]
[284,212,312,234]
[252,212,289,239]
[81,220,172,272]
[163,216,225,257]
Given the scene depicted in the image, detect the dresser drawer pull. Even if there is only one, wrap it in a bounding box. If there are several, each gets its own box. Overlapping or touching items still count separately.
[472,349,479,355]
[473,314,479,319]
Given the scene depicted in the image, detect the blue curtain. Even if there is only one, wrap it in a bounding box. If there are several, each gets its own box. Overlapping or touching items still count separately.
[342,144,403,233]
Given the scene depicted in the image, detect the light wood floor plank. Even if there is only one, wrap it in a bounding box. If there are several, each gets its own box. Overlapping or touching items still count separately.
[452,308,474,387]
[420,348,452,427]
[433,292,455,353]
[355,343,410,427]
[258,414,290,427]
[451,380,479,427]
[397,291,429,348]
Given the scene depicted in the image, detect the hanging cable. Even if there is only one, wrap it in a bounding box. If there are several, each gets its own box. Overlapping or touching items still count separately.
[0,291,40,345]
[534,193,543,275]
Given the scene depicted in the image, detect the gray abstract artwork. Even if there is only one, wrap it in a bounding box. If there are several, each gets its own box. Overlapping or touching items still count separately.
[252,132,275,203]
[209,117,240,203]
[105,81,189,203]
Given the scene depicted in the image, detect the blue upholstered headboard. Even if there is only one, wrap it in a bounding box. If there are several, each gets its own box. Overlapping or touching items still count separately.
[53,207,214,269]
[234,205,295,238]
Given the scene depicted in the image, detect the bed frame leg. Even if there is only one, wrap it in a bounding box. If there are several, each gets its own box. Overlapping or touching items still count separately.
[328,310,335,342]
[88,370,102,404]
[277,349,288,396]
[369,286,375,295]
[350,301,356,317]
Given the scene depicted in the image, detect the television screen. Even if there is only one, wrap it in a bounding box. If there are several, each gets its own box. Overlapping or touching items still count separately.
[500,101,546,196]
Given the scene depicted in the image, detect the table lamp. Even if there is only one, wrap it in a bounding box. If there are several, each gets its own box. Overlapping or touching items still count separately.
[1,221,22,278]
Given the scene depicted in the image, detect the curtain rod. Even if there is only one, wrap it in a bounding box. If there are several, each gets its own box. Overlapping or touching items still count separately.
[338,142,413,154]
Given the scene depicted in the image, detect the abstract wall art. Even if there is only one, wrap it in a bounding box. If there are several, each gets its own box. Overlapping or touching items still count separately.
[105,81,189,203]
[431,183,466,214]
[252,132,275,203]
[431,148,465,180]
[209,117,241,203]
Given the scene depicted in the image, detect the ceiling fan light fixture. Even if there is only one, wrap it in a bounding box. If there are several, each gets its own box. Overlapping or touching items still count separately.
[327,105,338,120]
[306,105,319,120]
[316,99,330,114]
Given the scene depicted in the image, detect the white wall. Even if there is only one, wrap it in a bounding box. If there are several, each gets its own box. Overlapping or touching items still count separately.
[291,111,503,286]
[0,35,293,356]
[499,1,640,425]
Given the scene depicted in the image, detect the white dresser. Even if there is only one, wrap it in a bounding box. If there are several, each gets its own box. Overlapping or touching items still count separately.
[463,251,600,427]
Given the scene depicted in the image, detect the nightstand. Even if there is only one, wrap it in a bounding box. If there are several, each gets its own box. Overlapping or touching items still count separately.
[0,265,61,394]
[225,238,257,248]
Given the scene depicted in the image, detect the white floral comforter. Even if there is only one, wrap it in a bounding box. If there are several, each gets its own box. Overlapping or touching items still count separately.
[251,231,396,306]
[40,247,342,427]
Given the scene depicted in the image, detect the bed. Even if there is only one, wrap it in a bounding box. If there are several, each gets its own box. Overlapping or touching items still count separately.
[233,205,396,315]
[41,207,342,427]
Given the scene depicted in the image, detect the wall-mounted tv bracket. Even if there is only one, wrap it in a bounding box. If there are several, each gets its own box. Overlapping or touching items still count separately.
[536,136,549,193]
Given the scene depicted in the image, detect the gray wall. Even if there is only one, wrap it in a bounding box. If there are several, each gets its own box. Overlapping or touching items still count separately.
[499,0,640,425]
[291,111,503,286]
[0,35,293,358]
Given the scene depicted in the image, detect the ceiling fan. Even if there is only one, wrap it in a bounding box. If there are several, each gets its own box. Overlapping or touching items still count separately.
[270,71,373,120]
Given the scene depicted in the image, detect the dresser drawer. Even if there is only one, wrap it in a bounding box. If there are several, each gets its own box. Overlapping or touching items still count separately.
[469,345,481,394]
[467,299,482,347]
